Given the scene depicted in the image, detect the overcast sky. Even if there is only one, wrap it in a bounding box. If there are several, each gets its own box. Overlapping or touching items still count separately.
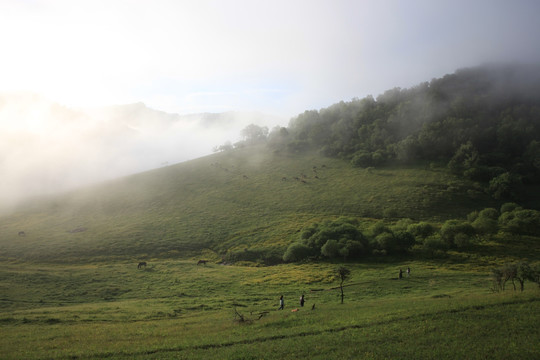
[1,0,540,207]
[2,0,540,118]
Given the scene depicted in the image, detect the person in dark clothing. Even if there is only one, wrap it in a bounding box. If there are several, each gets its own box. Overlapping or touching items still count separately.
[278,295,284,310]
[300,294,305,307]
[399,269,403,279]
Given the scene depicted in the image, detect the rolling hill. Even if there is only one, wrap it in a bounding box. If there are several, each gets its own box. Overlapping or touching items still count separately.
[0,145,501,263]
[1,63,540,264]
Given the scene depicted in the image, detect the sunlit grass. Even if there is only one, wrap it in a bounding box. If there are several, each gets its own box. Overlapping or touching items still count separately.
[1,257,539,359]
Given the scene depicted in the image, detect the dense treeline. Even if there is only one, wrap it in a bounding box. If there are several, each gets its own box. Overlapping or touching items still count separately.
[246,64,540,200]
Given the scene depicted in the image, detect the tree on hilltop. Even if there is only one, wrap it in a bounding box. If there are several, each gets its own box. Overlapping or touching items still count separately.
[240,124,268,144]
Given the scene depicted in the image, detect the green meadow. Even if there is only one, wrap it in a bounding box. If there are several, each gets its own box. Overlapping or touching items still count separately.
[1,259,539,359]
[1,147,539,359]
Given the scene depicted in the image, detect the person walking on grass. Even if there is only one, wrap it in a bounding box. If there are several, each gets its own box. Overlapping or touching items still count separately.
[300,294,305,307]
[407,267,410,277]
[278,295,284,310]
[399,268,403,279]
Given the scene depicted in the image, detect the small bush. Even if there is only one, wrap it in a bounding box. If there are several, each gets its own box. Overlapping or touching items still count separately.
[283,243,313,262]
[440,220,475,247]
[498,209,540,235]
[500,202,521,213]
[407,222,435,239]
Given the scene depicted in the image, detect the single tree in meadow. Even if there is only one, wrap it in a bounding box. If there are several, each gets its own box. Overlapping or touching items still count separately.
[336,266,351,304]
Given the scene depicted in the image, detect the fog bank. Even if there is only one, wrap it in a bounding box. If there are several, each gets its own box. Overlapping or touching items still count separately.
[0,93,284,208]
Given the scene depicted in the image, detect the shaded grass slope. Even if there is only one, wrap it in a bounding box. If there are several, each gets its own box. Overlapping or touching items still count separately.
[0,146,501,262]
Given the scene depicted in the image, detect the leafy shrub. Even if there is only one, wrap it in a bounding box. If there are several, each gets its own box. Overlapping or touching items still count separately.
[472,217,498,235]
[373,232,395,252]
[288,217,369,261]
[321,239,340,258]
[471,208,499,235]
[407,222,435,239]
[351,150,372,167]
[392,218,414,232]
[467,210,479,222]
[498,209,540,235]
[500,202,521,213]
[478,208,499,220]
[371,230,415,255]
[440,220,475,247]
[369,220,392,237]
[488,172,522,200]
[282,243,313,262]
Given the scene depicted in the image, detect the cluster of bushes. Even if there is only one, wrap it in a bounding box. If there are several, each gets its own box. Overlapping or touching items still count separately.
[282,203,540,262]
[491,262,540,292]
[282,217,419,262]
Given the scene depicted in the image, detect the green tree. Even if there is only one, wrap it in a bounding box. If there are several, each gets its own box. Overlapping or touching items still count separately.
[240,124,269,144]
[336,266,351,304]
[488,172,522,200]
[448,141,479,175]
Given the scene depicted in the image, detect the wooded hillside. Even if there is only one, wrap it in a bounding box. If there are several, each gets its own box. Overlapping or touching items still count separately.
[260,64,540,202]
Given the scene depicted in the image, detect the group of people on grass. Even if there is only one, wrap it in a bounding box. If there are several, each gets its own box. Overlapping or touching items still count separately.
[278,266,411,311]
[399,266,411,279]
[278,294,305,311]
[279,267,411,310]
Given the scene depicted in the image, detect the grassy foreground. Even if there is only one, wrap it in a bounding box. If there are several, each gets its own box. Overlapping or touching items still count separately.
[1,259,539,359]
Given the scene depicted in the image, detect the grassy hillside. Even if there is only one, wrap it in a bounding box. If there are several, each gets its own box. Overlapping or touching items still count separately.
[1,144,539,359]
[0,146,503,262]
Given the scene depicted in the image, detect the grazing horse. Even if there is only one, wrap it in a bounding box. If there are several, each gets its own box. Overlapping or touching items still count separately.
[197,260,207,266]
[137,261,147,269]
[18,231,26,236]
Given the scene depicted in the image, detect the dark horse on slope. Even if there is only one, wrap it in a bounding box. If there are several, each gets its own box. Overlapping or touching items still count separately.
[197,260,207,265]
[137,261,147,269]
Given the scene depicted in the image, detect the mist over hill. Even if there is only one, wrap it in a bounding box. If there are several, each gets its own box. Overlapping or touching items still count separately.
[258,63,540,202]
[0,94,283,208]
[1,63,540,264]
